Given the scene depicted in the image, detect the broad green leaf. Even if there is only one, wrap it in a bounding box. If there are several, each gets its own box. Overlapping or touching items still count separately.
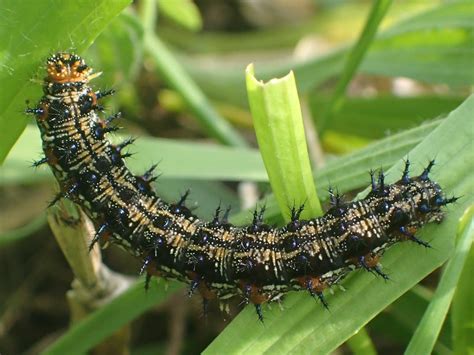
[246,65,321,220]
[204,96,474,354]
[0,0,131,163]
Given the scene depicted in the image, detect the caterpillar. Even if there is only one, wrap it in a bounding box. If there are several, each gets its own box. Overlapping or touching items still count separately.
[27,53,456,321]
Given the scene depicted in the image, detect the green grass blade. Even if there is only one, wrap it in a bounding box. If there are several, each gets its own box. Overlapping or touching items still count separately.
[320,0,393,132]
[1,126,265,185]
[346,327,378,355]
[311,95,463,140]
[246,64,321,220]
[369,285,452,352]
[204,95,474,354]
[362,0,474,85]
[181,1,474,107]
[0,0,131,164]
[405,205,474,355]
[144,35,247,148]
[452,206,474,355]
[43,279,182,355]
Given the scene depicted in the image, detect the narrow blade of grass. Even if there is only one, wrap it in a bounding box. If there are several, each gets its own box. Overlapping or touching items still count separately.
[405,205,474,355]
[452,209,474,355]
[320,0,393,133]
[346,327,378,355]
[144,35,247,148]
[43,279,182,355]
[311,95,463,140]
[1,126,264,185]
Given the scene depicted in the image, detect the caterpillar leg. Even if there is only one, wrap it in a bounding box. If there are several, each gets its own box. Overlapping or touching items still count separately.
[358,254,390,281]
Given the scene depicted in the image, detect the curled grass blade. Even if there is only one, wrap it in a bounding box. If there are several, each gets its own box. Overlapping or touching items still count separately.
[246,64,321,220]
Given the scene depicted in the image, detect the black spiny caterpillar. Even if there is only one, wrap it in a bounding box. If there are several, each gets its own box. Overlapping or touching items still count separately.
[27,53,457,321]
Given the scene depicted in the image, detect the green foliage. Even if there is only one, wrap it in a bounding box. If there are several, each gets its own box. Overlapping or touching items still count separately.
[310,95,463,139]
[319,0,393,132]
[406,206,474,354]
[0,0,131,163]
[1,126,266,185]
[452,208,474,355]
[44,279,183,355]
[180,0,474,107]
[0,0,472,354]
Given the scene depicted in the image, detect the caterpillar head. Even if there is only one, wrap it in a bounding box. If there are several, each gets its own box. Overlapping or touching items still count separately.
[46,53,99,84]
[387,176,450,235]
